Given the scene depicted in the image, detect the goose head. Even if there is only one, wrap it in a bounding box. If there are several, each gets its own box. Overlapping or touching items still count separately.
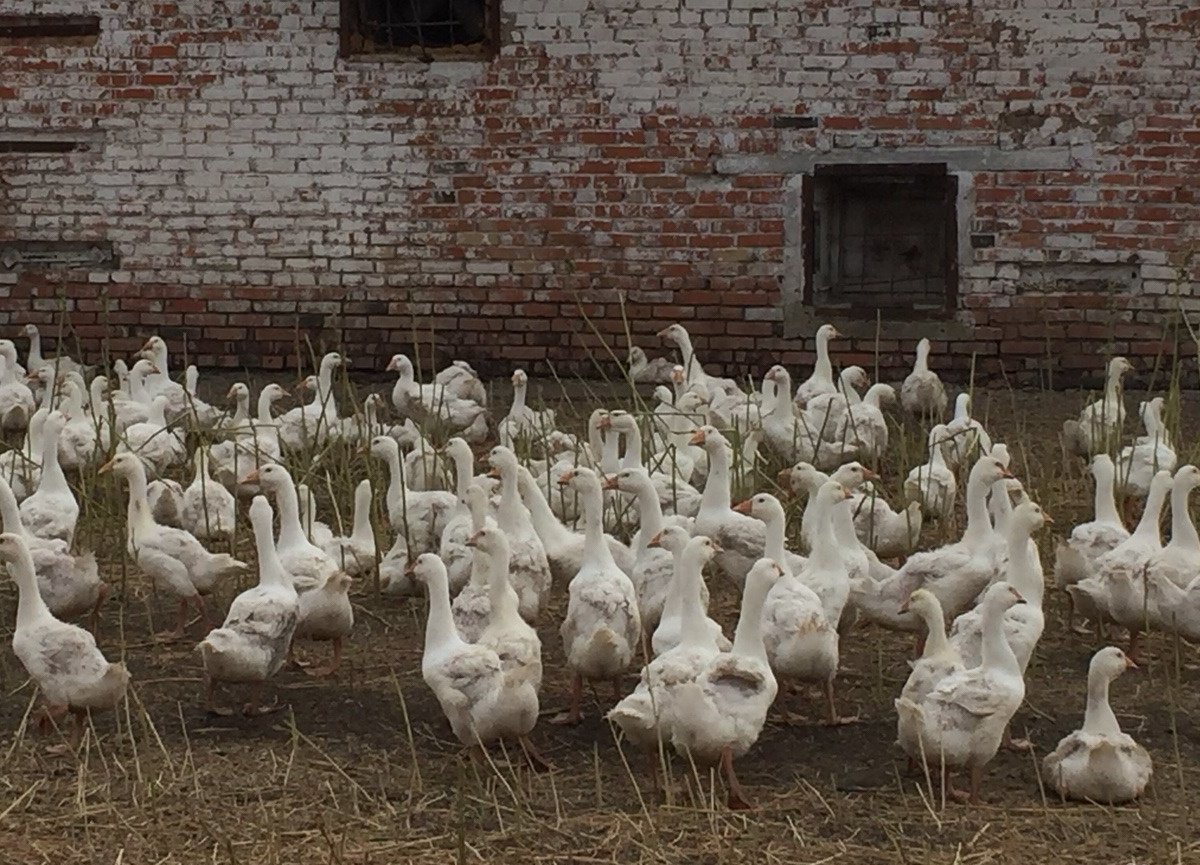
[898,587,941,618]
[732,492,785,523]
[648,524,692,554]
[830,462,877,492]
[604,467,650,494]
[1091,645,1137,680]
[227,382,250,404]
[487,445,519,477]
[980,581,1026,614]
[1010,500,1052,535]
[408,552,446,586]
[656,323,689,346]
[98,451,147,482]
[386,354,412,375]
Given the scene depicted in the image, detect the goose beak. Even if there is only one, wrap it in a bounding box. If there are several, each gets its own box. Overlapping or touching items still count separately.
[241,469,261,484]
[776,467,792,486]
[597,415,612,430]
[404,561,417,579]
[1000,468,1015,479]
[688,429,706,446]
[647,531,664,548]
[386,357,399,372]
[466,531,482,548]
[97,458,115,475]
[557,470,575,487]
[898,599,911,614]
[710,540,724,554]
[732,499,752,515]
[1043,513,1055,525]
[862,468,880,482]
[487,467,501,479]
[655,327,670,338]
[601,475,619,491]
[1125,656,1138,670]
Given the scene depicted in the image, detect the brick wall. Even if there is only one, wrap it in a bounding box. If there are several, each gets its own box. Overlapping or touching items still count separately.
[0,0,1197,386]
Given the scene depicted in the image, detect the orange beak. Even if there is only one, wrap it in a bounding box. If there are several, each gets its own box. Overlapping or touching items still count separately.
[862,468,880,482]
[466,530,482,547]
[776,468,792,486]
[1000,467,1015,479]
[898,599,911,615]
[241,469,261,484]
[647,531,664,548]
[97,458,115,475]
[487,467,501,479]
[1125,656,1138,670]
[1043,513,1055,525]
[732,499,752,515]
[688,429,706,446]
[656,327,670,338]
[597,415,612,430]
[601,475,619,491]
[557,470,575,486]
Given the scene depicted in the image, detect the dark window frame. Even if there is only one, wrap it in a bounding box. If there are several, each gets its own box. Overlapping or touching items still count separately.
[339,0,501,61]
[802,162,958,318]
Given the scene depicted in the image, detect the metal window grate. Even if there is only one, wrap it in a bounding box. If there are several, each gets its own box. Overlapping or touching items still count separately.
[345,0,493,55]
[806,164,957,314]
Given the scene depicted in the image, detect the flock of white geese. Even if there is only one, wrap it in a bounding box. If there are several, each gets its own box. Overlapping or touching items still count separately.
[0,322,1185,809]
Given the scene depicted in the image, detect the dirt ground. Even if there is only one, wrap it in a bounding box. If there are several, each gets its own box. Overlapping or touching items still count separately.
[0,378,1197,865]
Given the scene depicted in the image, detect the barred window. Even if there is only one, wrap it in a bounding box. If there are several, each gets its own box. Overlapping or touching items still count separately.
[340,0,500,60]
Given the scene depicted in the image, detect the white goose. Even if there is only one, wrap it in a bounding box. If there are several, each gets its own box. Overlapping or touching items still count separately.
[321,479,377,577]
[120,394,185,474]
[853,455,1012,634]
[900,338,948,419]
[278,352,344,450]
[1043,646,1151,804]
[894,582,1027,804]
[554,467,641,726]
[209,383,287,491]
[244,463,339,591]
[896,589,962,760]
[905,425,958,521]
[471,527,544,696]
[657,323,739,396]
[666,556,782,810]
[499,369,556,441]
[1064,356,1132,457]
[3,532,129,749]
[369,435,456,557]
[1069,469,1171,656]
[437,437,481,594]
[627,344,675,384]
[949,501,1051,680]
[750,485,850,725]
[102,453,247,639]
[606,467,695,632]
[648,527,728,656]
[486,446,552,622]
[389,354,488,443]
[198,495,299,716]
[0,343,34,430]
[608,536,726,776]
[449,482,498,640]
[691,426,766,585]
[941,393,993,472]
[1115,397,1176,502]
[519,464,633,583]
[24,324,86,378]
[18,410,79,545]
[793,323,841,408]
[146,479,185,527]
[761,366,856,469]
[181,448,236,541]
[413,553,541,761]
[603,410,700,513]
[0,474,105,631]
[1054,455,1129,625]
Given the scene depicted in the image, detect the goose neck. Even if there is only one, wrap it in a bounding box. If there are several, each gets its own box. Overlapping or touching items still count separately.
[1094,462,1122,526]
[37,425,68,494]
[961,471,995,549]
[485,545,521,625]
[814,331,833,380]
[451,448,473,502]
[1006,523,1044,605]
[510,379,527,414]
[761,506,788,569]
[12,544,50,629]
[579,482,616,568]
[274,480,309,550]
[26,330,42,366]
[423,570,461,655]
[913,341,930,374]
[980,598,1021,677]
[496,465,522,532]
[619,422,643,471]
[1169,483,1200,553]
[676,547,709,648]
[1132,481,1168,544]
[352,483,373,543]
[252,514,292,591]
[732,572,771,663]
[919,603,950,657]
[631,481,665,547]
[1082,670,1121,736]
[256,390,276,424]
[0,478,26,536]
[700,444,732,513]
[520,472,570,548]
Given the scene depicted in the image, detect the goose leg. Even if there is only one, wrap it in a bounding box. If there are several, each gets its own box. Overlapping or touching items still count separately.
[968,764,985,805]
[550,673,584,726]
[194,595,212,632]
[721,747,753,811]
[243,683,282,717]
[205,677,234,717]
[154,599,190,642]
[88,582,110,636]
[519,736,553,772]
[823,679,859,726]
[305,637,343,678]
[945,767,970,803]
